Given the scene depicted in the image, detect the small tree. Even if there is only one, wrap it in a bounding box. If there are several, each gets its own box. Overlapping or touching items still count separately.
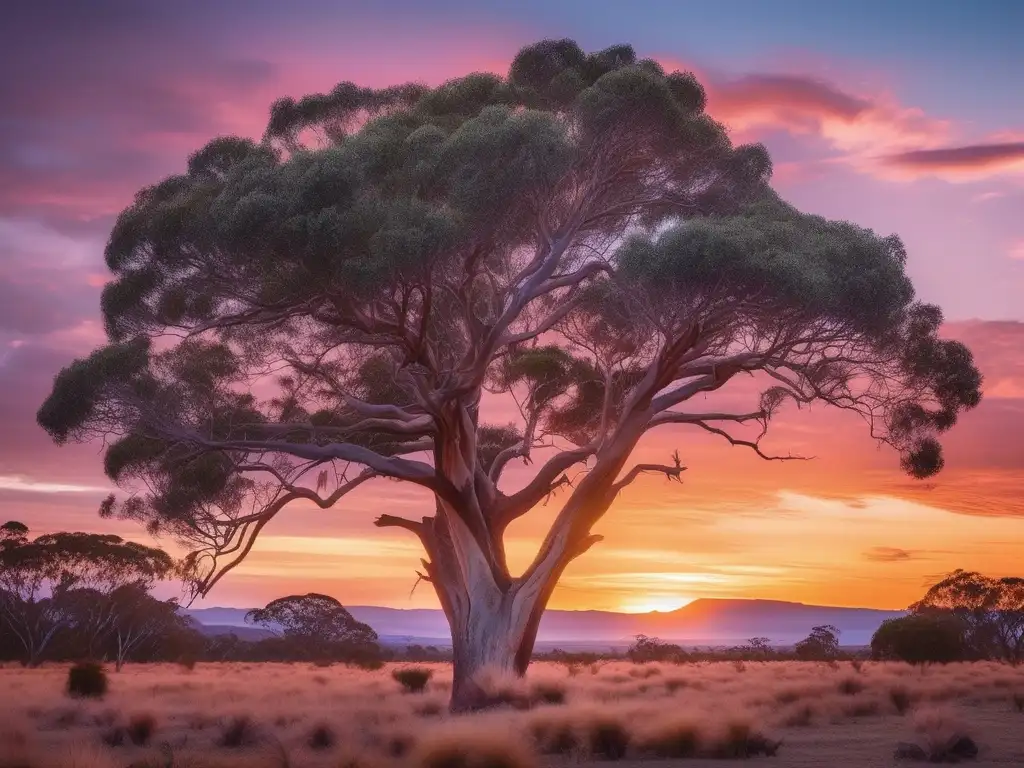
[37,38,982,709]
[871,613,967,664]
[627,634,686,663]
[745,637,773,659]
[106,583,185,670]
[910,570,1024,663]
[245,593,378,661]
[794,624,840,661]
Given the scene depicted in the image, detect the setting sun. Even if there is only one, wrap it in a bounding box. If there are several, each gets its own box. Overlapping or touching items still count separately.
[620,595,696,614]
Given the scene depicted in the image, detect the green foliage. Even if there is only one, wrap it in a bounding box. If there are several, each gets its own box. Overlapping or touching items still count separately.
[393,666,433,693]
[245,593,377,645]
[67,662,108,698]
[36,36,983,645]
[794,625,841,661]
[871,613,968,663]
[907,569,1024,662]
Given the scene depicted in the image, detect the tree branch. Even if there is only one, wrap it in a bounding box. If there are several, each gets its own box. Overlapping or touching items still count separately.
[688,421,812,462]
[494,445,594,526]
[374,514,426,541]
[612,455,687,494]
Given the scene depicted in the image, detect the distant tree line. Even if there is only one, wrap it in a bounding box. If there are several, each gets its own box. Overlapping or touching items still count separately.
[3,522,1020,668]
[0,522,384,668]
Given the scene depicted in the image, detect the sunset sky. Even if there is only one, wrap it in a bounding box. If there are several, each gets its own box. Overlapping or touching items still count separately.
[2,0,1023,613]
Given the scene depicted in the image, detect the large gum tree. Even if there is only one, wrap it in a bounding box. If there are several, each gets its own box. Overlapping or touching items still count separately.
[39,39,982,710]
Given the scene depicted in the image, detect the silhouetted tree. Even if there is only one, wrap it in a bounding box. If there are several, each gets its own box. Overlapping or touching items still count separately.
[627,634,686,663]
[910,570,1024,662]
[745,637,773,659]
[37,38,982,709]
[105,583,185,670]
[245,593,378,661]
[871,612,968,664]
[795,624,840,660]
[0,523,173,666]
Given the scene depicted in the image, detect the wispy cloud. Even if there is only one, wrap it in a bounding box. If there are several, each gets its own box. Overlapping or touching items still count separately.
[710,73,949,156]
[0,476,109,494]
[881,142,1024,179]
[862,546,918,563]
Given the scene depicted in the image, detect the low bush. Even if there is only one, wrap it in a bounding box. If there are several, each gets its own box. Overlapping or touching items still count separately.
[67,662,107,699]
[127,713,156,746]
[218,715,259,748]
[414,729,538,768]
[308,723,336,751]
[393,667,433,693]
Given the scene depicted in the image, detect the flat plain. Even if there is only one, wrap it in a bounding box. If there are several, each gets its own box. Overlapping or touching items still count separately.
[3,660,1024,767]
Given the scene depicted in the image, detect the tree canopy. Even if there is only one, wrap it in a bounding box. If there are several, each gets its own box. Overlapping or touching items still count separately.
[36,38,982,706]
[0,522,175,666]
[910,570,1024,663]
[794,624,840,660]
[245,592,377,646]
[870,612,968,664]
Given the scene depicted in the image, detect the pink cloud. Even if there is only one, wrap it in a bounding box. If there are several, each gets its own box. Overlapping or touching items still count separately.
[706,73,950,154]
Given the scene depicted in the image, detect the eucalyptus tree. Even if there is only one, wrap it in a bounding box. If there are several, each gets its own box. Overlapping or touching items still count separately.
[38,39,981,708]
[911,570,1024,663]
[0,524,173,665]
[245,593,378,659]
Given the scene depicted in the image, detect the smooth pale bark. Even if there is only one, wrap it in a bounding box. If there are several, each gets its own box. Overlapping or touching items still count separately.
[442,568,553,711]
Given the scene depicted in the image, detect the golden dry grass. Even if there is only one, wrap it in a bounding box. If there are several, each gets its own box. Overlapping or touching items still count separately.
[3,660,1024,766]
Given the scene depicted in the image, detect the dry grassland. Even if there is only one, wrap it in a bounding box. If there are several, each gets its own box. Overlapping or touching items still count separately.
[3,660,1024,767]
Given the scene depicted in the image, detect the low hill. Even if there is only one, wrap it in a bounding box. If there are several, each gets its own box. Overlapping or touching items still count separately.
[185,598,903,648]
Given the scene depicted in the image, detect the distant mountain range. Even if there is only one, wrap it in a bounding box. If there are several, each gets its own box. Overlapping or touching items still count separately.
[185,598,904,649]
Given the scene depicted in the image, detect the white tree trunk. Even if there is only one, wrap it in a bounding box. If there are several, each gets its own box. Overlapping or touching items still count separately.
[443,559,558,711]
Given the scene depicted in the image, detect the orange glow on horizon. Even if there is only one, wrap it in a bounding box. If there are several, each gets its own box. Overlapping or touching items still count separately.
[619,595,696,614]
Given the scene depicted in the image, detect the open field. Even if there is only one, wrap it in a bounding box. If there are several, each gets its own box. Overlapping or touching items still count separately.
[3,661,1024,767]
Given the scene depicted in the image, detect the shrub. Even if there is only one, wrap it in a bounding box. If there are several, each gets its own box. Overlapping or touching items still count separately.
[587,719,630,760]
[890,686,913,715]
[872,614,968,664]
[67,662,107,699]
[127,713,156,746]
[308,723,336,751]
[838,676,865,695]
[531,719,578,755]
[101,726,126,747]
[1013,693,1024,713]
[393,667,433,693]
[706,722,782,759]
[218,715,258,748]
[416,701,445,717]
[903,706,979,762]
[779,703,816,727]
[530,682,566,706]
[414,728,538,768]
[627,635,687,663]
[637,719,701,758]
[637,718,780,759]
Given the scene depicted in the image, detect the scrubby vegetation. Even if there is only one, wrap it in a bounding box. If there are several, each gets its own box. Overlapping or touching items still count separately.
[66,662,107,699]
[394,667,434,693]
[3,659,1024,765]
